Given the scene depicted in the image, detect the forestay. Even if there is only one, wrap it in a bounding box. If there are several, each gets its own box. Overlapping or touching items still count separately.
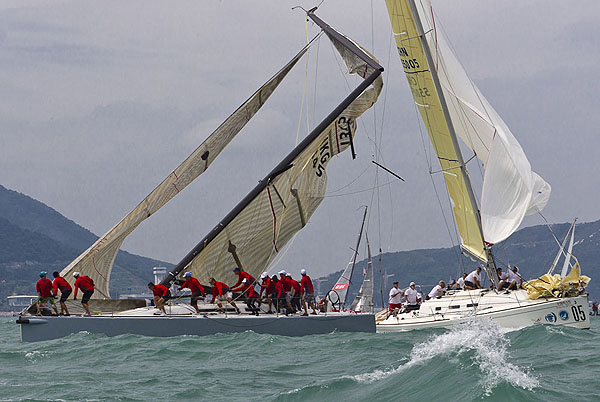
[385,0,550,257]
[161,14,383,289]
[59,41,315,298]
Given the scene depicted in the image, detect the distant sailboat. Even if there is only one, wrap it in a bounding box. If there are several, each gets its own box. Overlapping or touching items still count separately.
[377,0,590,331]
[351,235,374,313]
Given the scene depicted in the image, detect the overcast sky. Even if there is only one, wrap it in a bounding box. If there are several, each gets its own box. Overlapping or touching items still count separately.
[1,0,599,278]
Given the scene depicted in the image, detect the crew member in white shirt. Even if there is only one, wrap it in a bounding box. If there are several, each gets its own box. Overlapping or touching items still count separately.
[404,282,421,311]
[455,273,467,290]
[497,268,510,291]
[426,280,446,300]
[464,267,483,290]
[507,266,522,289]
[388,281,404,311]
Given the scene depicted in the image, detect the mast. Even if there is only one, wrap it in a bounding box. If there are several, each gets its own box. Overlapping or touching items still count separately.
[344,206,368,308]
[406,0,497,285]
[160,17,384,287]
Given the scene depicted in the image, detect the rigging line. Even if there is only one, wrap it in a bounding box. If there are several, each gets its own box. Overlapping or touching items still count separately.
[537,211,567,251]
[324,179,400,198]
[295,19,311,146]
[305,17,311,136]
[312,35,321,129]
[328,164,372,193]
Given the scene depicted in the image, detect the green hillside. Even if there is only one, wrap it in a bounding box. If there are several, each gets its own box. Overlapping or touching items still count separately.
[0,185,172,308]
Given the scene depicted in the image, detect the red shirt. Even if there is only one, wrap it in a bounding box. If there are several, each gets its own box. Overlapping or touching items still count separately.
[232,283,258,298]
[300,275,314,294]
[53,276,72,294]
[210,281,229,303]
[274,281,285,298]
[279,276,291,291]
[289,279,301,296]
[260,277,273,296]
[74,276,94,297]
[232,271,256,288]
[179,277,205,295]
[36,278,53,298]
[152,284,170,297]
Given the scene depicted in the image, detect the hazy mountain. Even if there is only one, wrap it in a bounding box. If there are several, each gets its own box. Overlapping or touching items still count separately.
[0,185,172,307]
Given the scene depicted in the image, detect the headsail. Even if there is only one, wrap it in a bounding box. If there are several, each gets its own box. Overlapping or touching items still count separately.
[385,0,550,260]
[59,40,316,298]
[161,13,383,288]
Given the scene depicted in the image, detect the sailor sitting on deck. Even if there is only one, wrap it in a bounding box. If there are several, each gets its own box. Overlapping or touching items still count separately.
[178,272,205,314]
[388,281,403,312]
[231,278,260,316]
[404,282,421,311]
[426,280,446,300]
[464,267,483,290]
[497,268,510,291]
[148,283,171,315]
[209,277,240,314]
[455,273,467,290]
[507,266,523,290]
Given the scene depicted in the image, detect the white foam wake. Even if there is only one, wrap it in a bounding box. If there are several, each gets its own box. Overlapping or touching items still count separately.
[351,318,538,394]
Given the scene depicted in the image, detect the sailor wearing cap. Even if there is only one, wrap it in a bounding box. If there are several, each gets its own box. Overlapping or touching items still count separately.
[300,269,317,316]
[35,271,58,315]
[230,267,256,290]
[259,272,275,313]
[404,282,421,311]
[178,272,205,313]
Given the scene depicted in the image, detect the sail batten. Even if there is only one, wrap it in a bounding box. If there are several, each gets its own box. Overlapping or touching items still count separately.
[161,15,384,287]
[59,38,318,298]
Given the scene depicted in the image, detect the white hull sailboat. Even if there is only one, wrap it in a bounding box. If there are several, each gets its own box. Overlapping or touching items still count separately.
[18,11,383,341]
[376,0,591,332]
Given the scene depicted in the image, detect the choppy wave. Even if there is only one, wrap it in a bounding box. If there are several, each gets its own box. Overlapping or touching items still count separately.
[2,317,599,401]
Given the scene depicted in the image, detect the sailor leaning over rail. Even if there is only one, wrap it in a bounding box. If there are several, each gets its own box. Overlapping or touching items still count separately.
[147,282,171,315]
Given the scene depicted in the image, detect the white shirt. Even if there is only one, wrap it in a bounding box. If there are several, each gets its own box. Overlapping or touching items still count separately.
[498,271,509,281]
[507,270,521,283]
[465,270,481,284]
[389,287,404,304]
[456,277,465,289]
[428,285,445,299]
[405,287,419,305]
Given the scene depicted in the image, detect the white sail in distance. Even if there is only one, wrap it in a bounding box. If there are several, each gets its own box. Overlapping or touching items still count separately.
[161,13,383,290]
[385,0,550,253]
[351,236,374,313]
[59,39,317,298]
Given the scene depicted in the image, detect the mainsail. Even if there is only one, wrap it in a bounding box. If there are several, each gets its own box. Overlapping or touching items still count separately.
[161,13,383,288]
[385,0,550,266]
[59,39,317,298]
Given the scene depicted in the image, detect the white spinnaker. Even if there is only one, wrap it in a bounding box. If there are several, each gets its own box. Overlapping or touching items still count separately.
[59,42,314,298]
[179,33,383,287]
[414,0,550,245]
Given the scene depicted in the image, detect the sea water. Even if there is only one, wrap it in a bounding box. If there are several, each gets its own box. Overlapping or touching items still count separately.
[1,316,599,401]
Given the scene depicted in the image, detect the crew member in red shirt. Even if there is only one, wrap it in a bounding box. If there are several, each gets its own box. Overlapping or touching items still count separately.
[178,272,205,313]
[287,273,302,313]
[272,275,286,314]
[147,282,171,315]
[209,277,239,314]
[278,270,293,313]
[35,271,58,315]
[231,267,256,288]
[259,272,274,314]
[73,272,95,315]
[300,269,317,316]
[232,278,260,315]
[52,271,72,316]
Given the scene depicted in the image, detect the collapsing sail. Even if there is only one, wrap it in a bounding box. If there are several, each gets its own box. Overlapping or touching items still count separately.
[385,0,550,274]
[59,39,317,298]
[161,13,384,288]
